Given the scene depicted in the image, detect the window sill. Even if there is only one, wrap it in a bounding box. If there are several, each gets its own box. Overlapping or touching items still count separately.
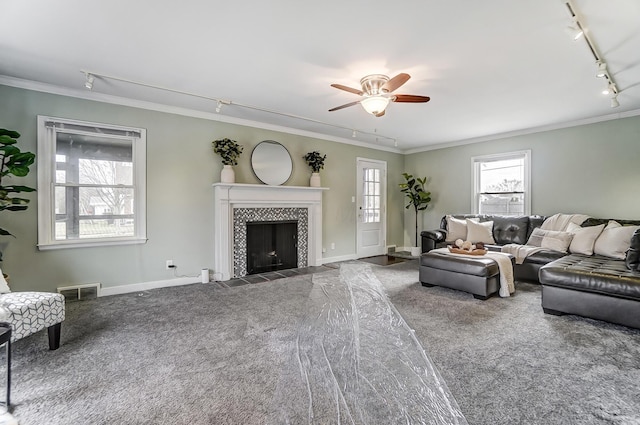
[38,237,148,251]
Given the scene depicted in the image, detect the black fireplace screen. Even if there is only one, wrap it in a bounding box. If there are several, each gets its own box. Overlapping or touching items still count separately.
[246,220,298,275]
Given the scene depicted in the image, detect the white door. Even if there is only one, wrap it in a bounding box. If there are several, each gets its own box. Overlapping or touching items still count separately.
[356,158,387,258]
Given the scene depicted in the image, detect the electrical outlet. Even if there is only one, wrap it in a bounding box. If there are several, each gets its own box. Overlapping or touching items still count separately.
[166,260,174,270]
[331,242,335,250]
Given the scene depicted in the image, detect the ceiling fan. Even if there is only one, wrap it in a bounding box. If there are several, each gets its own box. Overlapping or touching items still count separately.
[329,73,430,117]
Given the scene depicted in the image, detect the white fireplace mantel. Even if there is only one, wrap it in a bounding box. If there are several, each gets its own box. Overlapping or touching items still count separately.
[213,183,328,280]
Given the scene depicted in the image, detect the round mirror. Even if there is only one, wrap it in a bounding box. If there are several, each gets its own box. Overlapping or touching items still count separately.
[251,140,293,185]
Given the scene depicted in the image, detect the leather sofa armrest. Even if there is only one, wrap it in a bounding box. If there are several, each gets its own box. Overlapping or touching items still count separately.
[421,229,447,253]
[626,229,640,272]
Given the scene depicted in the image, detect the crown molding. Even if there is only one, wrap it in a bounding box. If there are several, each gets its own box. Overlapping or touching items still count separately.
[404,108,640,154]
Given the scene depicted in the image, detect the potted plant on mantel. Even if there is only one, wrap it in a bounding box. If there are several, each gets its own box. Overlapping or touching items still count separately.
[399,173,432,257]
[0,128,36,278]
[303,151,326,187]
[212,138,243,183]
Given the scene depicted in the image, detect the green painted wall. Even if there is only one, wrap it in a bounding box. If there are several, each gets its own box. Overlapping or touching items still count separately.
[3,83,638,292]
[0,85,404,292]
[404,115,640,233]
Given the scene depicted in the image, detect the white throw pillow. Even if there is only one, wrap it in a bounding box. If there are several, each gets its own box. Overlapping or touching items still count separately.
[0,268,11,294]
[527,228,574,252]
[446,216,468,241]
[593,220,640,259]
[567,222,605,256]
[466,219,495,244]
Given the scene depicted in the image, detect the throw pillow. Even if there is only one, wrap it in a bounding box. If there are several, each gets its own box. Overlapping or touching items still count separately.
[446,215,468,241]
[0,268,11,294]
[526,228,574,252]
[466,219,495,244]
[593,220,640,260]
[567,222,605,256]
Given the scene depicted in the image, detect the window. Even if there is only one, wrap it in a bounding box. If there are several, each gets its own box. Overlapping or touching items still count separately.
[37,116,146,249]
[362,168,381,223]
[472,150,530,216]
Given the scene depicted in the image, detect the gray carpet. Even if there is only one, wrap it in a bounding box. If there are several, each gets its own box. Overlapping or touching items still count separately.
[7,260,640,424]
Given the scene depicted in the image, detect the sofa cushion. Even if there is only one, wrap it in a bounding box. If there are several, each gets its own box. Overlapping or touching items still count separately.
[594,220,640,260]
[540,254,640,301]
[522,250,567,266]
[526,228,574,252]
[567,222,605,256]
[446,215,468,241]
[466,219,495,244]
[492,215,530,245]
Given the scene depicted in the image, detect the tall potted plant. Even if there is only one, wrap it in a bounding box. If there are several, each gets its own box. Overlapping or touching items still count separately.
[0,128,36,267]
[303,151,326,187]
[399,173,431,256]
[212,138,243,183]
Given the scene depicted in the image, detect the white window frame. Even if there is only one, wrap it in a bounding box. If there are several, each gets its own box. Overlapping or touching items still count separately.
[37,116,147,250]
[471,150,531,216]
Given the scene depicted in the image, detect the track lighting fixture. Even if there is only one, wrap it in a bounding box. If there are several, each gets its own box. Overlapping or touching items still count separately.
[84,73,94,90]
[564,1,621,107]
[78,70,399,147]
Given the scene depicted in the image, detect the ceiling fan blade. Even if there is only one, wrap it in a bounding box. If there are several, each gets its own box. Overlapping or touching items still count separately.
[393,94,431,103]
[328,100,362,112]
[382,73,410,92]
[331,83,364,96]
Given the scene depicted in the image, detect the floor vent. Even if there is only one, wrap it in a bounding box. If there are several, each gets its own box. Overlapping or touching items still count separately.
[57,283,101,302]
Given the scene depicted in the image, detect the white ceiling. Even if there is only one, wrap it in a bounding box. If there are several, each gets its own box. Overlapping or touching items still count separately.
[1,0,639,152]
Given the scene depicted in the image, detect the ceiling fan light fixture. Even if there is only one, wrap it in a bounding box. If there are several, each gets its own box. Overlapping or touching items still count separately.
[361,96,390,116]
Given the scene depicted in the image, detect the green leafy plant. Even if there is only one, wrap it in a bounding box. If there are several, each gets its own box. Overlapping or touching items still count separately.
[212,138,243,166]
[1,128,36,262]
[303,151,326,173]
[399,173,432,247]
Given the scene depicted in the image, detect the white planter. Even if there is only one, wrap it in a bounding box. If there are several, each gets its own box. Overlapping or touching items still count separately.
[220,165,235,183]
[310,172,321,187]
[410,246,421,257]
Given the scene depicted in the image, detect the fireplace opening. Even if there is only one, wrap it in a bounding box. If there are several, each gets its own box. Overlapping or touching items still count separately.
[246,220,298,275]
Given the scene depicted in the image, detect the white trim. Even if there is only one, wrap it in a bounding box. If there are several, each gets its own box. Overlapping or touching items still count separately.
[100,277,200,297]
[320,253,358,264]
[355,158,388,258]
[0,75,401,154]
[36,115,147,249]
[471,150,531,215]
[3,75,640,154]
[404,109,640,154]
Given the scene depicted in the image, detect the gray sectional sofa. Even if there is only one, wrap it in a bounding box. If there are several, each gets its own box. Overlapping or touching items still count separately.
[420,214,640,329]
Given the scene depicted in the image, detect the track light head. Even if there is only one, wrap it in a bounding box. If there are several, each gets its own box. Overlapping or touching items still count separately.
[610,95,620,108]
[596,61,608,78]
[84,73,94,90]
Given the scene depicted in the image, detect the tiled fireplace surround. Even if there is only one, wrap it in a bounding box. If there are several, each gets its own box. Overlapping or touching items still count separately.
[213,183,327,281]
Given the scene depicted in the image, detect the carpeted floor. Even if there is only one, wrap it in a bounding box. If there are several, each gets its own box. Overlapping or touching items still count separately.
[6,260,640,424]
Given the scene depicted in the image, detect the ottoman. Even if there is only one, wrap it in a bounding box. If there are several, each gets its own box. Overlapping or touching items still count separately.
[420,251,513,299]
[0,292,65,350]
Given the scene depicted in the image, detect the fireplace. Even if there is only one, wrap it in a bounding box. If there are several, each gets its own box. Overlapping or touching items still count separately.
[213,183,327,280]
[246,221,298,275]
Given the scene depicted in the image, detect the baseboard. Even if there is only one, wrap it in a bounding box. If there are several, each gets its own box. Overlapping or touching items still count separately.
[321,253,358,264]
[100,277,200,297]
